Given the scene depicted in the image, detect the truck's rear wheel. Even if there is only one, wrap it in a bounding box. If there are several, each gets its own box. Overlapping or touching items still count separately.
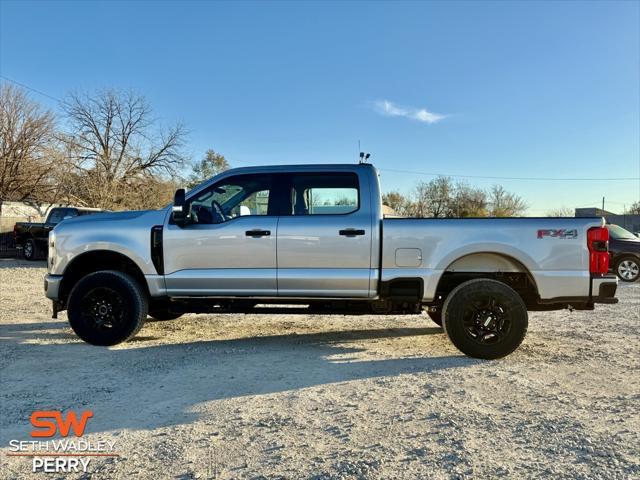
[67,270,147,346]
[442,279,527,359]
[22,239,36,260]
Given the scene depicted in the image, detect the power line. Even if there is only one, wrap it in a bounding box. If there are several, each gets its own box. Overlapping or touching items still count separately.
[0,75,62,102]
[3,75,639,184]
[379,167,638,182]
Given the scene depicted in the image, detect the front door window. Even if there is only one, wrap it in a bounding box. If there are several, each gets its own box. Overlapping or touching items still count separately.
[189,175,273,224]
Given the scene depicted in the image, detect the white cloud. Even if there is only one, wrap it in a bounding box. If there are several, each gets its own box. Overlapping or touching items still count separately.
[373,100,446,124]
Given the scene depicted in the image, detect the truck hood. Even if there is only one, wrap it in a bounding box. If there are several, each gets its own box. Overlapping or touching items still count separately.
[51,208,169,239]
[60,210,155,224]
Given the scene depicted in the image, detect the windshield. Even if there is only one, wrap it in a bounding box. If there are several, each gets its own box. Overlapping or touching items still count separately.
[607,224,638,240]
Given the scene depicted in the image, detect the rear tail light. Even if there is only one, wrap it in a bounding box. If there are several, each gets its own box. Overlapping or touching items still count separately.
[13,224,17,240]
[587,226,609,275]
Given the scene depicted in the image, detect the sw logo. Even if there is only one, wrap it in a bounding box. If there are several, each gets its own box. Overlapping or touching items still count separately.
[30,410,94,437]
[537,229,578,239]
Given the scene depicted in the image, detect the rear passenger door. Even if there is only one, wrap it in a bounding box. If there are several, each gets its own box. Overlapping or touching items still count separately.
[276,172,374,297]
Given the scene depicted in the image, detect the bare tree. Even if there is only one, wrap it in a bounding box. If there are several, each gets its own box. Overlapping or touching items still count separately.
[410,177,453,218]
[382,179,526,219]
[0,84,57,215]
[382,191,412,216]
[488,185,528,217]
[625,201,640,215]
[62,90,187,209]
[127,173,181,210]
[450,182,487,217]
[546,207,574,217]
[185,149,229,189]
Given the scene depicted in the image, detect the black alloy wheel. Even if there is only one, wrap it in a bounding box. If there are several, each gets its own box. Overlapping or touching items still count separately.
[67,270,147,346]
[442,279,528,359]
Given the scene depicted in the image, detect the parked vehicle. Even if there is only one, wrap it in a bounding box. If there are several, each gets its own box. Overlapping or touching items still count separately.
[607,224,640,282]
[14,207,103,260]
[44,164,618,358]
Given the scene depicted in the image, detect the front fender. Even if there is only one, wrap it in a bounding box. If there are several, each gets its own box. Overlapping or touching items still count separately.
[53,237,154,276]
[49,209,166,276]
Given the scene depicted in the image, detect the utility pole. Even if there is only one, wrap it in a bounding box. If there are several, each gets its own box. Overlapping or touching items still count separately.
[602,197,605,212]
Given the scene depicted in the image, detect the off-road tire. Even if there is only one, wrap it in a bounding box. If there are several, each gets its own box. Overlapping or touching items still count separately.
[67,270,147,346]
[442,278,528,360]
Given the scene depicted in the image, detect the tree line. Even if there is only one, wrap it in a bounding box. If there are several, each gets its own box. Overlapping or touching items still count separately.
[383,178,529,217]
[0,84,229,216]
[2,83,638,218]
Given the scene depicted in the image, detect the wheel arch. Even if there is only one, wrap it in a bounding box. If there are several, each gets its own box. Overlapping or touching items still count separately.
[432,251,540,306]
[60,250,149,303]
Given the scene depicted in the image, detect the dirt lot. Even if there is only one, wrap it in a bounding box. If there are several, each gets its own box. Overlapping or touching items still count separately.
[0,258,638,479]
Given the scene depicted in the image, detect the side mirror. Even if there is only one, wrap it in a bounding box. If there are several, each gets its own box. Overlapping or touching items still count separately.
[172,188,188,226]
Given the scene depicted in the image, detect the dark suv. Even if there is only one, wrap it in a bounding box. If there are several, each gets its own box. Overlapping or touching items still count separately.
[607,224,640,282]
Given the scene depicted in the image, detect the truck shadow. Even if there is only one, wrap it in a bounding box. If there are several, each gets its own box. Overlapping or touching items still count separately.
[0,320,475,441]
[0,258,47,269]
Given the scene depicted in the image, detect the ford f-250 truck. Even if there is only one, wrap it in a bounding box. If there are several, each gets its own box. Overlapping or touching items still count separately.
[44,164,618,358]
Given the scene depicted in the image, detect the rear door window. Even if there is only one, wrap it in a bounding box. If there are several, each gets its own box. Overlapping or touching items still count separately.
[287,173,359,215]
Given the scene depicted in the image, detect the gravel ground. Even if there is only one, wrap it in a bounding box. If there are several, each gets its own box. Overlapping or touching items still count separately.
[0,258,638,479]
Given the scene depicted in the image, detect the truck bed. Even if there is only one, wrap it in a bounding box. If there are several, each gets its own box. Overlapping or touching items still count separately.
[381,216,605,301]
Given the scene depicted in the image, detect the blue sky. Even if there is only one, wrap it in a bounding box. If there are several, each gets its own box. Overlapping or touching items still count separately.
[1,0,638,214]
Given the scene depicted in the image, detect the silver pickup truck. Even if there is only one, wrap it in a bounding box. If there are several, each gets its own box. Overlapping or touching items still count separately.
[44,163,618,358]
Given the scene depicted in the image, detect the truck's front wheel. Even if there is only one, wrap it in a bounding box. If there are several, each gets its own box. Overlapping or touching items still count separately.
[442,279,528,359]
[67,270,147,346]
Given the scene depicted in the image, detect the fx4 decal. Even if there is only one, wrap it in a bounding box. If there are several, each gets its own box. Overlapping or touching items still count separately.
[537,229,578,239]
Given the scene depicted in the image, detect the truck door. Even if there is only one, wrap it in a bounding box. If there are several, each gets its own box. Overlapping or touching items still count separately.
[276,172,374,297]
[163,173,280,296]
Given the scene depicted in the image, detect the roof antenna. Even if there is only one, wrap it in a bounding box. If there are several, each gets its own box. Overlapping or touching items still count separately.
[358,141,371,164]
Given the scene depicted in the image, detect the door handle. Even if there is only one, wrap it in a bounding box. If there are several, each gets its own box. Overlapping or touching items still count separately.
[339,228,365,237]
[245,229,271,237]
